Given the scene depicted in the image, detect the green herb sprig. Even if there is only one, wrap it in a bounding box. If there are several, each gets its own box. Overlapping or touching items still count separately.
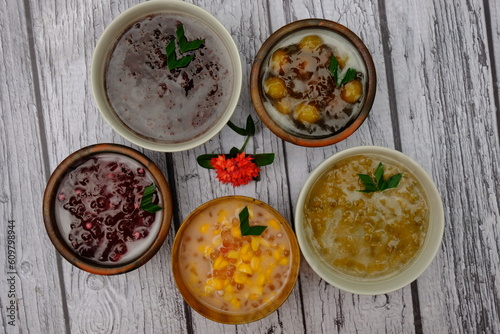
[140,184,163,213]
[196,115,275,169]
[329,56,358,86]
[357,163,403,193]
[239,206,267,236]
[166,24,204,70]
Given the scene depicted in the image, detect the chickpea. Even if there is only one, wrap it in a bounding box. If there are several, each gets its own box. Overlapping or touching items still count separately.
[294,103,320,124]
[264,77,287,99]
[298,35,323,51]
[341,79,363,104]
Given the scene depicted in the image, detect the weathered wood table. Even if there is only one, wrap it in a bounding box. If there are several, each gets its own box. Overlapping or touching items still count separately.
[1,0,499,333]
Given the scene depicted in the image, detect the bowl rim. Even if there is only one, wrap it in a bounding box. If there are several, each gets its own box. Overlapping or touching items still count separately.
[250,18,377,147]
[294,146,444,294]
[42,143,173,275]
[171,195,301,324]
[91,0,242,152]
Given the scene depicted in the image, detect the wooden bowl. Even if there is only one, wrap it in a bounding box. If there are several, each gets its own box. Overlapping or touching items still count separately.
[250,19,376,147]
[42,143,172,275]
[172,196,300,324]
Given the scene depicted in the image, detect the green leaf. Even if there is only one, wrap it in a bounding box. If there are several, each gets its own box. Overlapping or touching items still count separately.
[227,120,248,136]
[229,147,241,156]
[340,68,357,85]
[374,162,384,186]
[196,154,219,169]
[357,174,378,193]
[166,40,194,70]
[385,173,403,189]
[239,206,268,236]
[329,56,339,84]
[176,24,204,53]
[357,163,403,193]
[140,184,163,213]
[245,115,256,136]
[251,153,275,166]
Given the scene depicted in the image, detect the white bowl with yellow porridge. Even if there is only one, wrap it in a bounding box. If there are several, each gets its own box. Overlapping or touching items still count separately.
[295,146,444,295]
[172,196,300,324]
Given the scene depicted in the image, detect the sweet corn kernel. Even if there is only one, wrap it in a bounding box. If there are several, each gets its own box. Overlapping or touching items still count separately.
[256,274,266,286]
[213,256,229,270]
[249,293,260,300]
[279,257,289,266]
[234,272,248,284]
[214,229,222,235]
[240,243,250,254]
[268,219,280,230]
[214,237,222,245]
[259,238,270,247]
[205,285,214,294]
[217,210,228,223]
[274,250,281,261]
[251,238,260,252]
[251,286,263,295]
[238,263,253,275]
[225,285,235,294]
[198,245,205,253]
[224,279,231,287]
[214,278,225,290]
[251,257,260,271]
[200,224,209,234]
[224,292,233,302]
[204,246,214,257]
[231,226,242,238]
[230,298,241,309]
[241,252,253,261]
[227,250,240,259]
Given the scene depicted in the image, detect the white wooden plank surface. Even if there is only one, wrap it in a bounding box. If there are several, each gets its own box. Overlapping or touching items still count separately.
[276,1,415,333]
[1,0,499,333]
[383,0,500,332]
[0,0,66,333]
[25,0,187,333]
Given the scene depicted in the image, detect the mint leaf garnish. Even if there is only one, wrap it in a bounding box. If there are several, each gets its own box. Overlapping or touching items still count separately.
[239,206,267,236]
[176,24,204,53]
[165,24,204,70]
[329,56,358,86]
[140,184,163,213]
[357,163,403,193]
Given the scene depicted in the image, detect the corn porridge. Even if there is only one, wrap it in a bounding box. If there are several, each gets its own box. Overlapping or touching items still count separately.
[176,198,296,314]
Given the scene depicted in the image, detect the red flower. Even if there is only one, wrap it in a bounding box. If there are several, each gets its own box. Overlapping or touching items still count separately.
[210,153,261,187]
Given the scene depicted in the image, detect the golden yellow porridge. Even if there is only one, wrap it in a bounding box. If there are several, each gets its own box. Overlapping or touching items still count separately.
[178,199,293,313]
[303,155,429,279]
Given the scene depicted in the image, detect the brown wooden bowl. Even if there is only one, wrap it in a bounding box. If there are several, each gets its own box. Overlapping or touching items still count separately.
[172,196,300,324]
[250,19,376,147]
[42,143,172,275]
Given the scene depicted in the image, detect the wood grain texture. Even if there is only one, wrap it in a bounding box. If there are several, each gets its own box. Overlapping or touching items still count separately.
[170,1,306,332]
[26,0,187,333]
[275,1,414,333]
[0,1,66,333]
[1,0,499,332]
[383,0,500,332]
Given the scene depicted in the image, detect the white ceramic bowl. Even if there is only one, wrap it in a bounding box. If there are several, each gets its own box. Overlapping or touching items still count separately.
[91,0,242,152]
[295,146,444,295]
